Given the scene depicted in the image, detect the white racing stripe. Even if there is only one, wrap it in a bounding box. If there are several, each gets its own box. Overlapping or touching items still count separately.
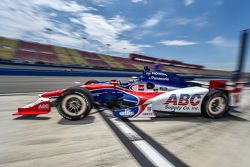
[110,117,174,167]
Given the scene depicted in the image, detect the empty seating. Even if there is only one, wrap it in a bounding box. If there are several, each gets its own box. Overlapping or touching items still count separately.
[37,44,54,53]
[79,51,110,67]
[54,47,67,54]
[71,56,87,65]
[1,36,234,77]
[67,49,87,65]
[67,49,81,57]
[0,48,16,60]
[54,47,74,64]
[38,52,59,63]
[98,54,125,69]
[112,57,137,69]
[0,38,18,48]
[122,63,137,70]
[133,64,144,70]
[80,51,102,60]
[19,41,53,52]
[86,58,109,67]
[162,66,176,73]
[16,50,39,62]
[19,41,40,51]
[180,68,195,74]
[170,67,185,73]
[56,54,74,64]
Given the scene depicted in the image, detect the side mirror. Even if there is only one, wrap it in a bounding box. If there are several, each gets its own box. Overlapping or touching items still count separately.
[146,82,155,89]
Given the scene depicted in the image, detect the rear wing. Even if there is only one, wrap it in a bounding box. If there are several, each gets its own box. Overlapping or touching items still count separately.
[209,80,247,107]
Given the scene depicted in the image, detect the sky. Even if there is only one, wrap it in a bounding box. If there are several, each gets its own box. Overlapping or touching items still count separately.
[0,0,249,71]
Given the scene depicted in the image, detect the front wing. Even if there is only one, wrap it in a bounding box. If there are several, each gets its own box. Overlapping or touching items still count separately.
[13,98,51,115]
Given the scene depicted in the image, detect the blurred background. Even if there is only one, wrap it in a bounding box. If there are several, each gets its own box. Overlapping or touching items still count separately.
[1,1,250,167]
[0,0,249,79]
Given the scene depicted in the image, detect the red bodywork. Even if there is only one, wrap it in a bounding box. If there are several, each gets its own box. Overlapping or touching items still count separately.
[209,80,247,93]
[13,98,51,115]
[14,89,66,115]
[13,80,246,116]
[13,82,163,116]
[41,89,65,98]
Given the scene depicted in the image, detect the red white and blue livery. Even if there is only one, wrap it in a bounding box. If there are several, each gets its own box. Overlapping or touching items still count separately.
[14,67,246,120]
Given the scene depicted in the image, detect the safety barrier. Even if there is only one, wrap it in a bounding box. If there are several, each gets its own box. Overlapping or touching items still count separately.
[0,68,141,77]
[0,67,235,81]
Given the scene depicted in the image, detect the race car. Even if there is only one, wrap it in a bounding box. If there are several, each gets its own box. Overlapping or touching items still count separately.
[13,67,245,120]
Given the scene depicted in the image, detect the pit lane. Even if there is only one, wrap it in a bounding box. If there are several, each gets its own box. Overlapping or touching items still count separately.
[0,95,139,167]
[1,76,250,167]
[129,88,250,167]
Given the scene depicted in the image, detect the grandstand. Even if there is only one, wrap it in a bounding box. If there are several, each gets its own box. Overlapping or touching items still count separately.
[130,53,204,69]
[0,36,232,76]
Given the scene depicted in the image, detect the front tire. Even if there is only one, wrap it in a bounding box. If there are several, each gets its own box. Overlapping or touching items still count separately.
[57,88,93,120]
[201,90,229,118]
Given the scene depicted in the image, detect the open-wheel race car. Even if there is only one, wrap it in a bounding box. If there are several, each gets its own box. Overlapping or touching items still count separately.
[14,67,246,120]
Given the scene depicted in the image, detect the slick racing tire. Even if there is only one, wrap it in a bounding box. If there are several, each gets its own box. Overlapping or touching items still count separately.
[85,80,99,85]
[201,89,229,119]
[57,87,93,121]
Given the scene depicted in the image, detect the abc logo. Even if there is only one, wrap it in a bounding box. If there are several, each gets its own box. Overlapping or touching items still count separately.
[38,104,49,110]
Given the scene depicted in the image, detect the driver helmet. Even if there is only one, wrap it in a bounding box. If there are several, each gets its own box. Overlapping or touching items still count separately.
[129,76,139,83]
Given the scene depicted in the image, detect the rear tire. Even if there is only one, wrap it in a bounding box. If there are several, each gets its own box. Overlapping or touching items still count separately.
[201,89,229,118]
[57,87,93,121]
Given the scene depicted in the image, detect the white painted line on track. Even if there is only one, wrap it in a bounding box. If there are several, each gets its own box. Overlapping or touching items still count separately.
[133,140,174,167]
[110,117,174,167]
[111,118,142,141]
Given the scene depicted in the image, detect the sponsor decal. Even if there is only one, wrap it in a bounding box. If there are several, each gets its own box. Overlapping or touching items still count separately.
[138,84,145,91]
[38,104,49,110]
[159,87,168,91]
[165,94,201,106]
[165,94,178,105]
[119,109,134,116]
[190,94,201,106]
[146,72,169,81]
[147,106,152,111]
[142,113,154,116]
[149,76,169,81]
[164,94,202,111]
[178,94,190,105]
[151,72,168,76]
[233,94,240,104]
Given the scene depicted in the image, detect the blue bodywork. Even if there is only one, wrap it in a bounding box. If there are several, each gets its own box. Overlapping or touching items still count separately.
[101,67,188,89]
[140,67,188,88]
[90,88,139,107]
[88,67,189,106]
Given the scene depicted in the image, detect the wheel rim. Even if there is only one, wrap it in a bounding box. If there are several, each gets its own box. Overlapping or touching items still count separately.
[61,94,87,117]
[208,97,226,115]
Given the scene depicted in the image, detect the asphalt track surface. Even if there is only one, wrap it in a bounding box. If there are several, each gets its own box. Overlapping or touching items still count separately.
[1,76,250,167]
[0,76,130,94]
